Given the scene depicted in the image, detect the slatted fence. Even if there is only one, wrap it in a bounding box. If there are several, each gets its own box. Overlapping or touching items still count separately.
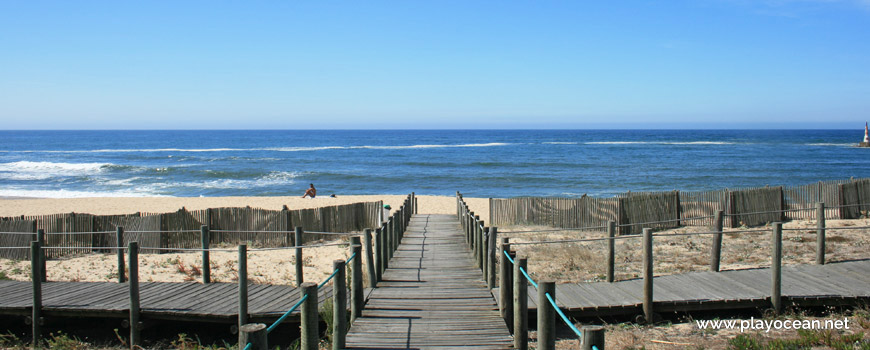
[490,178,869,231]
[0,201,381,259]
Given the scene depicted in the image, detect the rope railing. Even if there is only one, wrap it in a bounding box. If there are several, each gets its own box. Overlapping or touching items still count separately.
[0,241,351,252]
[545,292,582,338]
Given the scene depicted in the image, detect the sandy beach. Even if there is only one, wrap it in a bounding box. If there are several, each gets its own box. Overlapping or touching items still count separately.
[0,195,489,284]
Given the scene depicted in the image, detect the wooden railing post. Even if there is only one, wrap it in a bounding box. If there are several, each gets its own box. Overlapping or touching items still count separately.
[581,326,605,350]
[606,221,615,282]
[201,225,210,284]
[711,210,724,272]
[299,282,319,350]
[238,244,248,347]
[642,228,654,324]
[350,236,363,323]
[363,228,377,288]
[487,227,497,289]
[469,211,475,248]
[498,238,513,328]
[375,227,384,282]
[332,259,347,350]
[36,229,45,282]
[816,202,826,265]
[128,241,141,348]
[239,324,268,350]
[513,255,528,350]
[30,241,42,350]
[771,222,782,314]
[295,227,304,287]
[538,281,556,350]
[116,227,125,283]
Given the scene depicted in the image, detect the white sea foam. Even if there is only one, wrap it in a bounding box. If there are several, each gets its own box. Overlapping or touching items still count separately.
[176,171,299,190]
[585,141,735,145]
[806,143,855,147]
[0,188,163,198]
[0,161,113,180]
[543,142,579,145]
[0,143,512,153]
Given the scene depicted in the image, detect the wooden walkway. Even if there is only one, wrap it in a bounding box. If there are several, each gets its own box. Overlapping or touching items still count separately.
[0,280,336,323]
[494,259,870,317]
[345,214,513,350]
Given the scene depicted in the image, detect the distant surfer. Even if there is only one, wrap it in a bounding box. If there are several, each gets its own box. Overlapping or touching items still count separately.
[302,184,316,198]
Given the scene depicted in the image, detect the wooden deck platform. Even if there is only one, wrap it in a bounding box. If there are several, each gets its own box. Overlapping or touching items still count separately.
[494,259,870,317]
[0,280,336,323]
[345,214,513,350]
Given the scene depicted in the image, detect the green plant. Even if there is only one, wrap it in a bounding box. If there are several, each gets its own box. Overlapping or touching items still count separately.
[0,270,10,280]
[728,334,762,350]
[0,331,25,349]
[45,331,89,350]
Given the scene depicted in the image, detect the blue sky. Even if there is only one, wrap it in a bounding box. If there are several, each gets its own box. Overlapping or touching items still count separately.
[1,1,868,129]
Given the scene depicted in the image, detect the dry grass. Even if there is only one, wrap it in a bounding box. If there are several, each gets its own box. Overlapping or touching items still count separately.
[501,218,870,284]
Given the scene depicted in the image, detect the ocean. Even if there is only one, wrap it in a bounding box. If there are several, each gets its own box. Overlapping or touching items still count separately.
[0,129,866,198]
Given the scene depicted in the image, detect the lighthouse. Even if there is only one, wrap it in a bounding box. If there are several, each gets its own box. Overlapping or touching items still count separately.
[860,122,870,147]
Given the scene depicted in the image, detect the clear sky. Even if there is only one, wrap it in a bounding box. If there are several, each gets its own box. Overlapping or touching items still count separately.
[1,1,868,129]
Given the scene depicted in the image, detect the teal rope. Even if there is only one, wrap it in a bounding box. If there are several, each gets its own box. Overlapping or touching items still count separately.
[317,251,358,289]
[267,293,308,333]
[502,249,537,289]
[592,346,600,350]
[243,343,252,350]
[546,292,582,338]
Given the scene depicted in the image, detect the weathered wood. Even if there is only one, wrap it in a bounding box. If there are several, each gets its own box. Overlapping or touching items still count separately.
[332,259,347,350]
[375,227,384,282]
[816,202,825,265]
[487,227,497,289]
[238,244,248,347]
[538,281,556,350]
[606,221,615,282]
[239,323,267,350]
[128,241,141,348]
[295,227,303,287]
[771,222,782,314]
[498,238,512,328]
[37,229,45,282]
[514,255,528,350]
[200,225,210,284]
[642,228,653,323]
[350,236,363,323]
[30,241,41,350]
[116,227,125,283]
[581,325,605,350]
[299,282,318,350]
[711,210,724,272]
[363,228,376,288]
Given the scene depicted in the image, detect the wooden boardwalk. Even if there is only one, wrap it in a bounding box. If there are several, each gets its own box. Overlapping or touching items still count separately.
[0,280,336,323]
[345,214,513,350]
[494,259,870,317]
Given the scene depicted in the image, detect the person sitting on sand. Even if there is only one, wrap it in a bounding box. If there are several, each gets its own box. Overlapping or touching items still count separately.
[302,184,316,198]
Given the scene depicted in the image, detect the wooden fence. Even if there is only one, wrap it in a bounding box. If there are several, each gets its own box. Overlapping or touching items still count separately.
[490,178,869,233]
[0,201,382,259]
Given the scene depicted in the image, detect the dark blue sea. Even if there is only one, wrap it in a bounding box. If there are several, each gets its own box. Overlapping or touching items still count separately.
[0,130,867,198]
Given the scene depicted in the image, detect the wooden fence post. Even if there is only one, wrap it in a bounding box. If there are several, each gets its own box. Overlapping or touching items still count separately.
[581,326,605,350]
[469,212,476,248]
[128,241,141,348]
[538,281,556,350]
[116,227,125,283]
[363,228,376,288]
[201,225,210,284]
[816,202,826,265]
[498,238,513,328]
[350,236,363,323]
[710,210,724,272]
[332,259,347,350]
[238,244,248,346]
[375,227,384,282]
[36,229,45,282]
[238,323,268,350]
[295,227,303,287]
[513,255,528,350]
[487,227,497,289]
[642,228,654,324]
[771,222,782,315]
[481,226,488,276]
[606,221,615,282]
[299,282,319,350]
[30,241,42,350]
